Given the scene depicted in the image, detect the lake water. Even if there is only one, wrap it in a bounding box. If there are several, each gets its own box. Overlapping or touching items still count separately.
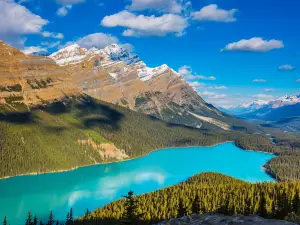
[0,143,275,225]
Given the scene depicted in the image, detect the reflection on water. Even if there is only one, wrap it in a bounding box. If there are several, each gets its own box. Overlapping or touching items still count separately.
[0,143,274,225]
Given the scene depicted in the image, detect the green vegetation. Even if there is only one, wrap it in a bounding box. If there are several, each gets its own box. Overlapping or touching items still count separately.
[0,96,227,178]
[3,173,300,225]
[0,95,299,180]
[85,173,300,224]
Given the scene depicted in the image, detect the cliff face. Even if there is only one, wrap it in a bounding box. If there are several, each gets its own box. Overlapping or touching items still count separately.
[156,214,297,225]
[0,41,81,112]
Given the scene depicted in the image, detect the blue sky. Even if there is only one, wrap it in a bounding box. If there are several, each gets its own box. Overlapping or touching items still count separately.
[0,0,299,107]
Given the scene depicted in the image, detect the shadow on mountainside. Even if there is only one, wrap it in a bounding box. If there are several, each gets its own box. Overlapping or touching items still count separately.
[0,97,125,131]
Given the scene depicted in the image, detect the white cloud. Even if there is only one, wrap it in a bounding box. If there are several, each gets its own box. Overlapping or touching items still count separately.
[76,33,119,49]
[55,0,85,16]
[264,88,275,92]
[222,37,284,52]
[253,79,267,83]
[22,46,47,54]
[253,94,273,99]
[0,0,48,47]
[128,0,184,14]
[207,85,228,90]
[41,41,61,48]
[202,91,226,99]
[189,81,205,88]
[42,31,64,39]
[101,10,188,37]
[278,64,295,71]
[191,4,237,22]
[296,79,300,83]
[56,0,85,4]
[178,65,216,81]
[120,43,134,52]
[57,5,72,16]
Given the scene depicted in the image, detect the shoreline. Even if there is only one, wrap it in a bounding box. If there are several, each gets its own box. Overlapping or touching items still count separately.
[0,141,275,181]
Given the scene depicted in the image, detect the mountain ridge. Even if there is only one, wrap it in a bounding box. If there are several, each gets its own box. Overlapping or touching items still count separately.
[47,43,257,132]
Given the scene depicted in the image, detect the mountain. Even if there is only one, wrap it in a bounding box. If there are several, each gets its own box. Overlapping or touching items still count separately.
[0,40,81,113]
[226,94,300,115]
[223,94,300,121]
[240,98,300,122]
[49,43,256,132]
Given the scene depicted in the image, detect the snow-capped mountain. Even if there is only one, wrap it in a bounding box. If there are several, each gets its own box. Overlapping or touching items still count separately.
[222,94,300,121]
[46,43,255,132]
[49,43,177,82]
[225,94,300,116]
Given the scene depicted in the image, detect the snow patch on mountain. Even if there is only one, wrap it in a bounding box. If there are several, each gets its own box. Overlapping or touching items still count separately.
[225,94,300,115]
[49,43,179,82]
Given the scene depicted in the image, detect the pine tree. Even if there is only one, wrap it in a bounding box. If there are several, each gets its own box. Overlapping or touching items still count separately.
[177,199,187,218]
[3,216,7,225]
[192,194,200,214]
[26,212,33,225]
[33,216,38,225]
[69,208,73,224]
[122,191,142,224]
[47,212,54,225]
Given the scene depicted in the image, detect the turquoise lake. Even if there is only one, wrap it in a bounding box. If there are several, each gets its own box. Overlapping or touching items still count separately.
[0,143,275,225]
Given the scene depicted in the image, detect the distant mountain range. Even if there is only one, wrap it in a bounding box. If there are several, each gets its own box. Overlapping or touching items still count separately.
[222,94,300,121]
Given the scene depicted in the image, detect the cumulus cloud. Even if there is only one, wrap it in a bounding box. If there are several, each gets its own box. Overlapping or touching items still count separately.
[57,5,72,16]
[189,81,206,88]
[191,4,237,22]
[55,0,85,16]
[178,65,216,81]
[222,37,284,52]
[75,33,118,49]
[179,67,216,81]
[253,79,267,83]
[202,91,226,99]
[101,10,188,37]
[253,94,273,99]
[278,64,296,71]
[42,31,64,39]
[22,46,47,54]
[128,0,185,14]
[0,0,48,47]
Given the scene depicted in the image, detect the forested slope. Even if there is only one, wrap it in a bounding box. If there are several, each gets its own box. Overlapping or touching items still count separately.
[85,173,300,224]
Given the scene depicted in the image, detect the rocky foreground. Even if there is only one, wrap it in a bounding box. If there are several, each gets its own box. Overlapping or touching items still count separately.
[155,214,297,225]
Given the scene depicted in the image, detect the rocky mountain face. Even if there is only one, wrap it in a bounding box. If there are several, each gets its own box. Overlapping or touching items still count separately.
[0,41,81,113]
[156,214,296,225]
[49,43,255,131]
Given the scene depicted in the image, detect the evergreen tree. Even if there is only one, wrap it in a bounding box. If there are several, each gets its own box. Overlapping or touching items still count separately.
[122,191,142,224]
[192,194,200,214]
[47,212,54,225]
[26,212,33,225]
[33,216,38,225]
[177,199,187,217]
[3,216,7,225]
